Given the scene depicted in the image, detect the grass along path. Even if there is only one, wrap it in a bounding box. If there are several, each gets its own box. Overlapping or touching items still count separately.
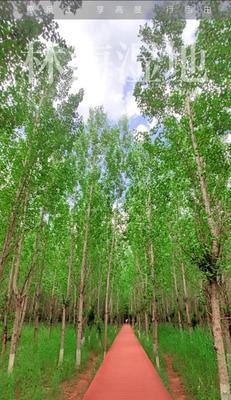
[0,324,117,400]
[61,352,100,400]
[139,324,222,400]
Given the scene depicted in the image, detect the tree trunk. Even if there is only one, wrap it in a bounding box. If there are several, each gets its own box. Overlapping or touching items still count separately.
[104,226,115,358]
[73,289,77,326]
[0,94,46,281]
[173,263,183,332]
[8,293,29,373]
[58,304,66,366]
[18,295,28,339]
[34,244,46,339]
[223,314,231,359]
[34,270,44,339]
[116,291,119,326]
[151,266,159,367]
[221,277,231,361]
[53,299,59,326]
[137,313,141,337]
[205,302,212,333]
[58,233,74,366]
[144,310,149,336]
[186,97,220,255]
[97,269,102,319]
[186,97,230,398]
[0,181,27,279]
[48,270,56,337]
[34,285,40,339]
[210,278,230,400]
[76,184,93,368]
[152,291,160,369]
[76,284,84,368]
[8,295,23,374]
[109,294,113,325]
[181,262,192,334]
[8,210,43,374]
[29,291,36,324]
[147,194,160,367]
[1,257,14,357]
[7,220,26,374]
[165,297,171,323]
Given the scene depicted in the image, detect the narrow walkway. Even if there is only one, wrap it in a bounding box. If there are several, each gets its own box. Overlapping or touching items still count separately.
[83,324,172,400]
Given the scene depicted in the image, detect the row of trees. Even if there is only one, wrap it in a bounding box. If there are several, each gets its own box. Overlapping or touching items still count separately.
[130,7,231,400]
[0,0,128,375]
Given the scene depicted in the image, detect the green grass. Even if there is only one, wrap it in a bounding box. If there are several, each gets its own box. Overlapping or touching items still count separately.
[138,329,169,390]
[139,324,220,400]
[0,323,118,400]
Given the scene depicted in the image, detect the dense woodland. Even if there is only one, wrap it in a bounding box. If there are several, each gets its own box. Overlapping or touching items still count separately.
[0,2,231,400]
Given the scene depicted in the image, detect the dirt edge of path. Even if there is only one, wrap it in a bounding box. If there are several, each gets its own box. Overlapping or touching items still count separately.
[60,352,101,400]
[164,354,191,400]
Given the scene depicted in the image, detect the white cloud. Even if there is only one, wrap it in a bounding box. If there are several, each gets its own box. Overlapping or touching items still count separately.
[57,18,199,121]
[57,19,144,120]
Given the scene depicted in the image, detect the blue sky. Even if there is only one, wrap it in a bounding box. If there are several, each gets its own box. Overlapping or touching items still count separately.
[57,17,199,133]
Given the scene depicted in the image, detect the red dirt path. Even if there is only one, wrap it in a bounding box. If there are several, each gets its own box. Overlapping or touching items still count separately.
[83,324,172,400]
